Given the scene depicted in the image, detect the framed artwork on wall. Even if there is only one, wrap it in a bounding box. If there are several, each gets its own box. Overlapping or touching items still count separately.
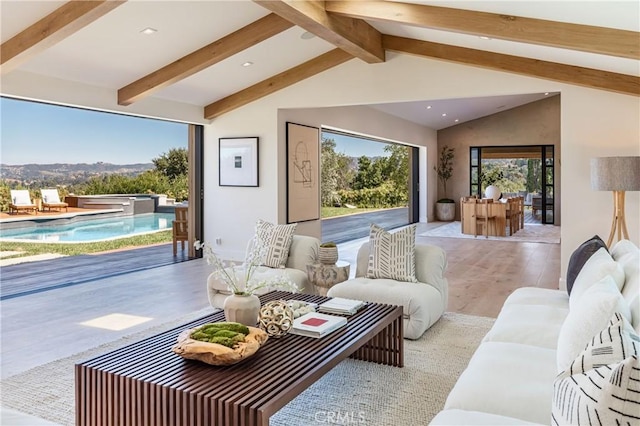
[219,137,259,187]
[286,122,320,223]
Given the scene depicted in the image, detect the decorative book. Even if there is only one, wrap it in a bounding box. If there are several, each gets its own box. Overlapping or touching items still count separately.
[291,312,348,338]
[318,297,367,316]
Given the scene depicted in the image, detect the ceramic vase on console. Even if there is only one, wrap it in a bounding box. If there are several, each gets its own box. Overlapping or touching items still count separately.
[223,293,261,326]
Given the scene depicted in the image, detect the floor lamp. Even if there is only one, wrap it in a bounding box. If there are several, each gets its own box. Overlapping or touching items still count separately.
[590,156,640,247]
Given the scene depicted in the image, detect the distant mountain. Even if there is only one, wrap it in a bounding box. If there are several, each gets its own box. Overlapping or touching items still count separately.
[0,162,154,185]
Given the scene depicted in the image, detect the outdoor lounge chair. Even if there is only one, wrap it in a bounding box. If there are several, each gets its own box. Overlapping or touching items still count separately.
[9,189,38,215]
[172,206,188,255]
[40,188,68,212]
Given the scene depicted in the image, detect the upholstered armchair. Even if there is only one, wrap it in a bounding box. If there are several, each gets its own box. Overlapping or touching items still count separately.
[206,235,320,309]
[328,242,448,339]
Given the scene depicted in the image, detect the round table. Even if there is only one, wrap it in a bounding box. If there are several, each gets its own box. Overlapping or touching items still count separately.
[306,260,350,296]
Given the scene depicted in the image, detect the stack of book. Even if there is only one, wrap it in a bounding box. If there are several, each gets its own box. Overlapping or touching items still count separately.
[290,312,347,338]
[318,298,367,316]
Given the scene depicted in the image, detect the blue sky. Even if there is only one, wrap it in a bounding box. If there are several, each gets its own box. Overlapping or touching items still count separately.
[0,97,388,165]
[1,97,188,165]
[322,131,390,158]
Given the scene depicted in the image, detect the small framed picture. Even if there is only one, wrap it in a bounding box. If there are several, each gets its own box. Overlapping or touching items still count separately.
[219,137,259,187]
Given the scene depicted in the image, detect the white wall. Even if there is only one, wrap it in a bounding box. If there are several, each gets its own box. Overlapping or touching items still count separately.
[202,53,639,281]
[4,51,637,281]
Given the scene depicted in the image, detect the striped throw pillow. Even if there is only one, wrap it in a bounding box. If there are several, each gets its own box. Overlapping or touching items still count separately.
[552,312,640,425]
[252,219,296,268]
[366,224,417,282]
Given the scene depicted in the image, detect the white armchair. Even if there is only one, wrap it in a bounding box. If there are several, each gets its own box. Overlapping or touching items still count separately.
[206,235,320,308]
[327,242,448,339]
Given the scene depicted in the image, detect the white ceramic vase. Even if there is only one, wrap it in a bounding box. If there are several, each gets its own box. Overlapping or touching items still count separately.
[485,185,501,201]
[223,293,261,326]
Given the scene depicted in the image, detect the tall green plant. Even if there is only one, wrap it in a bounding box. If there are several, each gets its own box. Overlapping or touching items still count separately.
[434,145,455,202]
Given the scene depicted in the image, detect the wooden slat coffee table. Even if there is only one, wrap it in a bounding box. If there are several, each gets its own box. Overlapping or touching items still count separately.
[75,291,403,426]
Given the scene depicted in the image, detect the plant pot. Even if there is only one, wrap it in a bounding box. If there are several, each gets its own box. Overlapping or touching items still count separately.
[223,293,261,326]
[435,201,455,221]
[318,247,338,265]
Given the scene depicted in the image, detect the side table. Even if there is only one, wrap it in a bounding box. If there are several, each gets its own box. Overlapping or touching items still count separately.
[306,260,350,296]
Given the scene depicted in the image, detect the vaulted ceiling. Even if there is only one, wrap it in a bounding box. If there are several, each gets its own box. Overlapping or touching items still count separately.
[1,1,638,129]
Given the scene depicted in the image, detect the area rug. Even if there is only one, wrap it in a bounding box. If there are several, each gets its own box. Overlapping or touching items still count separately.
[1,311,495,426]
[420,221,560,244]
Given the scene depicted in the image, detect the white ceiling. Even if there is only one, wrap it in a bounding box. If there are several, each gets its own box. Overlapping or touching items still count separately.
[1,1,637,129]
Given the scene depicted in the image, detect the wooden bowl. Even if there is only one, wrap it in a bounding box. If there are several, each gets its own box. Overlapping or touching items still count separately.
[172,325,268,366]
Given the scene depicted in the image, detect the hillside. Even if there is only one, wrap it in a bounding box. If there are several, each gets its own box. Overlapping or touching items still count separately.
[0,162,154,185]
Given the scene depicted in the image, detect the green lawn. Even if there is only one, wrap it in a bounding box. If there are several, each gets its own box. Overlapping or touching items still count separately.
[321,206,381,218]
[0,230,173,259]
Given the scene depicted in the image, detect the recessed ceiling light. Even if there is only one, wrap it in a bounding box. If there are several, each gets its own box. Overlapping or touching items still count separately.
[442,113,447,117]
[544,92,550,95]
[242,61,253,67]
[426,105,432,109]
[454,119,459,122]
[140,27,157,35]
[301,31,316,40]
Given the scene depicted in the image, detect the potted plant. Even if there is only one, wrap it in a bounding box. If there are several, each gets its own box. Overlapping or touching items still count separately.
[434,145,456,221]
[318,241,339,265]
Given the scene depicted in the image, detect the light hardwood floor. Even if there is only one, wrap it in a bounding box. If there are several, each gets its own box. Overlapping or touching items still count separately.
[0,222,560,380]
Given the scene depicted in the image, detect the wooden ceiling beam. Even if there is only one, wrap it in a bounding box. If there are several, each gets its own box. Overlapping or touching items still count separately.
[326,1,640,60]
[383,35,639,97]
[1,1,126,74]
[204,48,352,120]
[253,0,384,63]
[118,13,293,106]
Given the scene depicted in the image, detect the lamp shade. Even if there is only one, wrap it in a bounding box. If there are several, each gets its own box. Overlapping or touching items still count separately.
[590,156,640,191]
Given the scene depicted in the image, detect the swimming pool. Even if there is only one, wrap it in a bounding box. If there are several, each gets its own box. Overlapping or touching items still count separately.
[0,213,175,243]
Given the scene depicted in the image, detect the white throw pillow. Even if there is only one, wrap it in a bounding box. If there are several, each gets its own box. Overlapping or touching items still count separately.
[556,275,632,373]
[552,314,640,425]
[251,219,296,268]
[569,247,625,310]
[366,224,417,282]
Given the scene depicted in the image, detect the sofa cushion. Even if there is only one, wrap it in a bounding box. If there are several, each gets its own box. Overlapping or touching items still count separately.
[556,275,632,373]
[502,287,569,309]
[443,341,557,425]
[552,355,640,425]
[327,276,444,340]
[568,247,625,310]
[252,219,296,268]
[566,235,607,295]
[482,304,568,349]
[430,409,539,425]
[366,223,417,282]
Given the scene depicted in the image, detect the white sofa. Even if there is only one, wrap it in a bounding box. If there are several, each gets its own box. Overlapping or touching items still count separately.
[327,242,448,340]
[207,235,320,309]
[431,239,640,425]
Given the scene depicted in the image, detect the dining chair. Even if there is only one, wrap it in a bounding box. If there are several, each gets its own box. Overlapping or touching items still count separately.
[473,199,496,238]
[172,206,188,255]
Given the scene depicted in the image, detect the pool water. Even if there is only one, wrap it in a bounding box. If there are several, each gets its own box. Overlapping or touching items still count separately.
[0,213,175,243]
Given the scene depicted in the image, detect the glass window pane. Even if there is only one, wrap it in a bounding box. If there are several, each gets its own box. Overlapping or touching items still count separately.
[471,148,479,166]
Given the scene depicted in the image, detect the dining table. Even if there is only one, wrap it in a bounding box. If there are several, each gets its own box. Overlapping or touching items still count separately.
[460,198,509,237]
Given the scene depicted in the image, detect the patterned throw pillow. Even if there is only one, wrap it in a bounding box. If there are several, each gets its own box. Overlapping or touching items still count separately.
[552,313,640,425]
[366,224,418,282]
[251,219,296,268]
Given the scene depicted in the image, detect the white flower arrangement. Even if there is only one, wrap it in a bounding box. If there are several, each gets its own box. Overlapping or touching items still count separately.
[194,240,299,296]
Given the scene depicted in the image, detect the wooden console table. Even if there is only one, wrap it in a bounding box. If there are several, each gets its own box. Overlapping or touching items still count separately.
[75,291,403,426]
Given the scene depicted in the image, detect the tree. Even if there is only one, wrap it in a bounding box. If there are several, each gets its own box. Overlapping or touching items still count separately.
[353,156,383,190]
[434,145,455,201]
[153,148,188,181]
